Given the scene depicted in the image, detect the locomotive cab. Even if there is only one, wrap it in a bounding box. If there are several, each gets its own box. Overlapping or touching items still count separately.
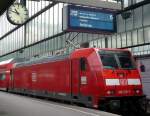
[98,49,144,111]
[70,48,144,110]
[99,49,143,97]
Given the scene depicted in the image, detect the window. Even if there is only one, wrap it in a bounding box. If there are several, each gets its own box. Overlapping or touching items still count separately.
[99,50,136,69]
[0,73,5,80]
[118,55,134,69]
[100,54,118,69]
[80,58,86,71]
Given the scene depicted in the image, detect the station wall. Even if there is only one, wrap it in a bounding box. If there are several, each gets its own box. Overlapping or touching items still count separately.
[90,2,150,56]
[0,0,150,60]
[137,57,150,99]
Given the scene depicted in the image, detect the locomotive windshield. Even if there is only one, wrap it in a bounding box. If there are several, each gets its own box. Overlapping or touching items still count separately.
[99,50,136,69]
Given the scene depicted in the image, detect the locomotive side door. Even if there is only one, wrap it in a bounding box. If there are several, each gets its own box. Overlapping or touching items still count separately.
[71,59,81,99]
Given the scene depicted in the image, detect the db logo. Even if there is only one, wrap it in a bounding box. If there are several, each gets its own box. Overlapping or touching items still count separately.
[120,79,128,85]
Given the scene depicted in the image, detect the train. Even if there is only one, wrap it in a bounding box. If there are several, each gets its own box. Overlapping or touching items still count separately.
[0,48,145,111]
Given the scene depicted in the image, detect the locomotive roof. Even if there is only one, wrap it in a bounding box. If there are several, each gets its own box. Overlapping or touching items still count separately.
[15,55,69,68]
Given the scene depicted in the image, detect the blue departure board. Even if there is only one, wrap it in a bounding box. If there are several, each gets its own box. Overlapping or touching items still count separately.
[67,5,116,33]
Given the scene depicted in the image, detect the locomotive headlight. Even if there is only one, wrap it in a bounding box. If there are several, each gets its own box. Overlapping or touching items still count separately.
[135,89,141,94]
[136,90,140,94]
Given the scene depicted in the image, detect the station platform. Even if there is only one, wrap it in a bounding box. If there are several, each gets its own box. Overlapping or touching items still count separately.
[147,100,150,113]
[0,91,119,116]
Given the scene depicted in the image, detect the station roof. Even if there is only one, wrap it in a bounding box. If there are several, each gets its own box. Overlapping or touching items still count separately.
[0,0,15,16]
[0,0,121,16]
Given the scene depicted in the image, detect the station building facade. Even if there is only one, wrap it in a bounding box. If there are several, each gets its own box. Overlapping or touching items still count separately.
[0,0,149,60]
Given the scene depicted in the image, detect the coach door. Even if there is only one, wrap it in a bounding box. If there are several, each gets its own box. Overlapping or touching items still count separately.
[71,59,81,99]
[9,70,14,90]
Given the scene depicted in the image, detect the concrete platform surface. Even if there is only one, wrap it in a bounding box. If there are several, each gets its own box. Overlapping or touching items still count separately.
[0,91,119,116]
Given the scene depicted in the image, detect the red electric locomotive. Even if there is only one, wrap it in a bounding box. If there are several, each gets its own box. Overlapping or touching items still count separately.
[0,48,145,110]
